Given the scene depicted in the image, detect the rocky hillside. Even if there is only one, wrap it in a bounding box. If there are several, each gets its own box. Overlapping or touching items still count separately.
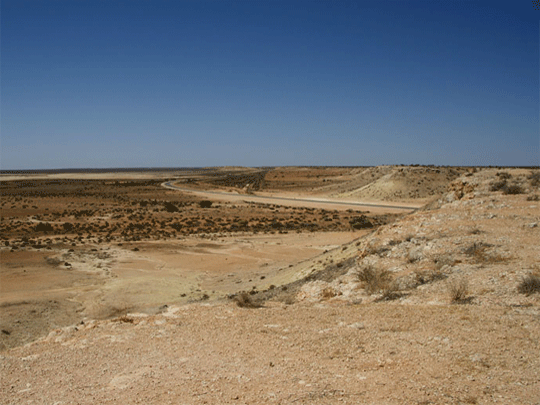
[286,168,539,306]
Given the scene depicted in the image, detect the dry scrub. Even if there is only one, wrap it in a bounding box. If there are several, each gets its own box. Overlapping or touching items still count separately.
[357,266,392,294]
[518,273,540,296]
[448,278,471,303]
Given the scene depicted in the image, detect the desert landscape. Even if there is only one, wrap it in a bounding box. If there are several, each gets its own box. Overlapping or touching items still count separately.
[1,166,539,404]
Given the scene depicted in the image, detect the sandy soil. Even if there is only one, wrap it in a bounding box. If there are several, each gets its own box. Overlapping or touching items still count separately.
[1,169,389,350]
[1,166,539,404]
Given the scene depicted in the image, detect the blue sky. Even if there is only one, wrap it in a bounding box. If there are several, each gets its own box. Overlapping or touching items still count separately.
[1,0,538,169]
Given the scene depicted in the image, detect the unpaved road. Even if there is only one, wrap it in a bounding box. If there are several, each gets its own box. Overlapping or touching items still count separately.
[162,182,420,212]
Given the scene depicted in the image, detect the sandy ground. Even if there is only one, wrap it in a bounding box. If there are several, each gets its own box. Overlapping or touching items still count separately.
[2,300,539,405]
[1,166,539,404]
[0,229,368,351]
[1,170,385,350]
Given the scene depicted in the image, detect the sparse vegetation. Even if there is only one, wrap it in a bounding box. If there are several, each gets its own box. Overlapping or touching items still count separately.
[434,254,459,270]
[463,242,491,257]
[496,171,511,180]
[321,287,337,299]
[2,167,539,402]
[517,273,540,296]
[414,268,447,285]
[489,179,507,192]
[46,257,63,266]
[448,278,470,303]
[349,215,373,229]
[115,315,134,323]
[462,242,507,263]
[163,202,179,212]
[463,242,510,264]
[528,171,540,187]
[502,184,524,195]
[357,265,392,294]
[232,291,262,308]
[35,222,54,232]
[526,194,539,201]
[378,280,404,301]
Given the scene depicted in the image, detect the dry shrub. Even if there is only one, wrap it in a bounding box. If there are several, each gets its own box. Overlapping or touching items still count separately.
[528,171,540,187]
[490,180,507,192]
[359,243,388,259]
[526,194,539,201]
[434,254,459,270]
[199,200,213,208]
[496,171,512,180]
[448,278,470,303]
[517,273,540,296]
[378,280,404,301]
[88,302,134,320]
[463,242,507,263]
[321,287,337,299]
[115,315,134,323]
[232,291,262,308]
[283,295,296,305]
[502,184,524,195]
[45,257,63,267]
[415,268,448,285]
[357,265,392,294]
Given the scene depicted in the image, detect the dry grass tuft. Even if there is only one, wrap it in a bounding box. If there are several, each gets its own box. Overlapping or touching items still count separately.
[357,265,392,294]
[377,281,404,301]
[448,278,470,303]
[414,268,448,285]
[528,171,540,187]
[463,242,508,264]
[45,257,63,267]
[232,291,263,308]
[502,184,524,195]
[490,179,507,192]
[321,287,337,300]
[517,273,540,296]
[115,315,134,323]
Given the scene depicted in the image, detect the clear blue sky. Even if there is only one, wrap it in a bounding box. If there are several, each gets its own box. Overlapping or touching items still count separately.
[1,0,538,169]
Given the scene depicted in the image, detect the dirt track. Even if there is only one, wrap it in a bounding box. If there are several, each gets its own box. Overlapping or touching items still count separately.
[163,181,421,212]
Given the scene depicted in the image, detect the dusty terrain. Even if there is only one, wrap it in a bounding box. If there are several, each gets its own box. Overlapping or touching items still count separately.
[1,168,402,350]
[1,166,539,404]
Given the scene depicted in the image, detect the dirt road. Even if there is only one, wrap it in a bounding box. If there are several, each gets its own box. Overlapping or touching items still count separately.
[162,182,420,213]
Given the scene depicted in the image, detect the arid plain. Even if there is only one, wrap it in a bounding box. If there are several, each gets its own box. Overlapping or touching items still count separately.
[1,166,539,404]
